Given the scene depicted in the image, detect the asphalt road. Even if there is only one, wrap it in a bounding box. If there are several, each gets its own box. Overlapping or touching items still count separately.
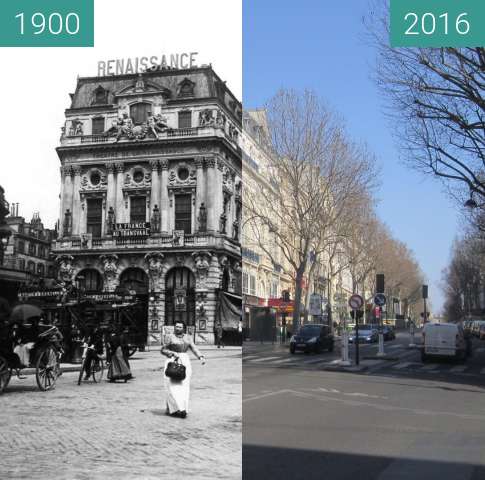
[243,332,485,480]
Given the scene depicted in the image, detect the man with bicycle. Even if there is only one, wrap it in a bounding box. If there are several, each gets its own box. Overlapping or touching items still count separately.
[81,327,104,381]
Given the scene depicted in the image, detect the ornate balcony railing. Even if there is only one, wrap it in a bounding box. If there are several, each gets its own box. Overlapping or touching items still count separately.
[52,233,239,253]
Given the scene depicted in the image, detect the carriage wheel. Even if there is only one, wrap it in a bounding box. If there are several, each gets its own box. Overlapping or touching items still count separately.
[91,358,105,383]
[0,356,11,394]
[36,347,59,391]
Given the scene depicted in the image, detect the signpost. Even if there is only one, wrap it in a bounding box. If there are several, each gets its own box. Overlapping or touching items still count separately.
[348,294,363,366]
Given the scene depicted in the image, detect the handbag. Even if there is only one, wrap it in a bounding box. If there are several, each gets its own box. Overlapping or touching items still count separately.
[165,357,186,381]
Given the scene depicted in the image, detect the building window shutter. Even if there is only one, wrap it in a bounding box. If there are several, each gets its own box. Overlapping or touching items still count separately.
[130,196,147,223]
[178,111,192,129]
[174,194,192,234]
[87,198,103,238]
[92,117,105,134]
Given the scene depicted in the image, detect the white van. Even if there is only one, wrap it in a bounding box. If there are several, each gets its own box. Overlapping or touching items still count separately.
[421,322,468,362]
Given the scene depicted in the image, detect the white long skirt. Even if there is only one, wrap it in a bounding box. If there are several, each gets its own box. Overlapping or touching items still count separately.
[163,353,192,414]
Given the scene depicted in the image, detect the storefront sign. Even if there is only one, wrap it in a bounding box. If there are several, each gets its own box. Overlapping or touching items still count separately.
[98,52,199,76]
[19,289,62,299]
[113,222,150,238]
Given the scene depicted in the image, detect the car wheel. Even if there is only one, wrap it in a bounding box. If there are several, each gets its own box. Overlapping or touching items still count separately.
[290,345,295,354]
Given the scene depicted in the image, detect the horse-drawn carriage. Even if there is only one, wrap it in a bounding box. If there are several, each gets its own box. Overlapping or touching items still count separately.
[0,304,63,394]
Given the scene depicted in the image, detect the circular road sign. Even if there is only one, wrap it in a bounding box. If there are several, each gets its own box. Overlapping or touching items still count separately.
[374,293,387,306]
[349,294,364,310]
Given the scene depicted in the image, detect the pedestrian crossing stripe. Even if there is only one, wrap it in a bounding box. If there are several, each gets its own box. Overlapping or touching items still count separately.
[272,358,299,364]
[392,362,415,370]
[449,365,467,373]
[242,355,259,361]
[247,356,281,362]
[420,363,440,370]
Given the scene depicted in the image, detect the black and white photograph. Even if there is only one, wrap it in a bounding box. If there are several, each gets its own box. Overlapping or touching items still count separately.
[0,1,242,479]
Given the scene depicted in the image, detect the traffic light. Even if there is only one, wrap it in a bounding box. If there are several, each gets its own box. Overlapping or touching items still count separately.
[376,274,385,294]
[422,285,428,299]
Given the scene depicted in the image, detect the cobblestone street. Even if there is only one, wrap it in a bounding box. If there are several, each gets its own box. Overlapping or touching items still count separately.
[0,348,242,480]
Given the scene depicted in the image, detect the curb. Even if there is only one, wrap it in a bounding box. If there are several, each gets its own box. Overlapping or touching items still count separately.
[363,355,399,361]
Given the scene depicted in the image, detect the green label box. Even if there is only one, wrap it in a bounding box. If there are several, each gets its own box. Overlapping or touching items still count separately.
[0,0,94,47]
[391,0,485,47]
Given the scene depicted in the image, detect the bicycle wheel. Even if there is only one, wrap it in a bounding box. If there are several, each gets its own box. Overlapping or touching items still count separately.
[0,356,11,394]
[91,358,104,383]
[36,346,58,391]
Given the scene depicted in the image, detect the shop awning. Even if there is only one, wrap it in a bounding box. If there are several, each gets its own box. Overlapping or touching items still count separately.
[218,291,242,330]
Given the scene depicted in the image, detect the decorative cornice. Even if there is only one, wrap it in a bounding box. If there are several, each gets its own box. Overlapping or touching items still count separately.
[194,157,204,169]
[105,162,115,173]
[205,157,216,169]
[72,165,82,176]
[160,159,169,170]
[114,162,124,173]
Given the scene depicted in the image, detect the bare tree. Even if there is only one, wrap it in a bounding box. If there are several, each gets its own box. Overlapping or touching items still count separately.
[366,2,485,201]
[244,89,377,330]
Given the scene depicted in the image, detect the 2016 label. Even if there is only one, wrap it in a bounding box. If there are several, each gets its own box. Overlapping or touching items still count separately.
[404,12,470,36]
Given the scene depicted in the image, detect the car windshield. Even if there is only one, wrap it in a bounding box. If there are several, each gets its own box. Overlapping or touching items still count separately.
[297,326,322,335]
[354,329,373,335]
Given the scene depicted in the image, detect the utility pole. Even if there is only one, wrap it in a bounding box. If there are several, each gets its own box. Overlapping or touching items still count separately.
[376,274,386,357]
[422,285,428,325]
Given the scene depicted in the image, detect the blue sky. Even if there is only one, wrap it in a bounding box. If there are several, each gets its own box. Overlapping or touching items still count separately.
[243,0,460,312]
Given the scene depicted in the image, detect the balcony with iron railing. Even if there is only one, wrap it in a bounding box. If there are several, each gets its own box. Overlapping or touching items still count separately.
[52,233,241,255]
[61,125,239,148]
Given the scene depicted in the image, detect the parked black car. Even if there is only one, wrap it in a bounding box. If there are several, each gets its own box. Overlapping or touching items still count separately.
[383,325,396,341]
[348,328,378,344]
[290,324,334,354]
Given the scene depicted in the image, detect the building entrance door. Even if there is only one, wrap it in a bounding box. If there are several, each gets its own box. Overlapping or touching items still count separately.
[165,267,196,327]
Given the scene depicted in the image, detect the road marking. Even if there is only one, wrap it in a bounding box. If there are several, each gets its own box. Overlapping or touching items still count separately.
[242,389,293,403]
[450,365,468,373]
[392,362,414,370]
[247,356,281,362]
[302,357,331,364]
[271,357,298,364]
[421,363,440,371]
[242,355,259,361]
[387,344,402,350]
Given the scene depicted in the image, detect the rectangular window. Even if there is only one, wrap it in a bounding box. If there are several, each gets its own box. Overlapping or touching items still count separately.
[18,259,25,271]
[178,111,192,129]
[249,275,256,296]
[174,194,192,234]
[130,196,147,223]
[92,117,105,134]
[87,198,103,238]
[28,243,36,256]
[130,103,151,125]
[17,240,25,254]
[242,272,249,295]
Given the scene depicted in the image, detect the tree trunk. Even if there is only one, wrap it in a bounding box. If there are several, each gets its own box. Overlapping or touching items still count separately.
[293,266,306,332]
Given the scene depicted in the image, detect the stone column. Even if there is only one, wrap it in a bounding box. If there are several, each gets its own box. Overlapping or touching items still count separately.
[160,159,169,233]
[59,166,66,235]
[150,160,160,224]
[62,166,74,220]
[195,157,206,231]
[205,157,217,232]
[71,166,82,236]
[106,163,116,210]
[115,162,125,223]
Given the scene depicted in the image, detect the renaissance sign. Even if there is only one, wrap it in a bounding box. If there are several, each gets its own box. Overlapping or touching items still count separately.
[98,52,199,76]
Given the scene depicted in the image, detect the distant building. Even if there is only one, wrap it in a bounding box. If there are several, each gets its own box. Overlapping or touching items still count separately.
[0,196,56,305]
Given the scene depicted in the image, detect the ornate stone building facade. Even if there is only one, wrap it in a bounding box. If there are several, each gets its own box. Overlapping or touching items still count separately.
[51,66,242,344]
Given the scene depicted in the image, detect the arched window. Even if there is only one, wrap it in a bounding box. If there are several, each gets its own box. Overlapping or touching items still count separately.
[76,269,103,293]
[130,102,151,125]
[37,264,45,276]
[27,261,35,273]
[119,268,149,295]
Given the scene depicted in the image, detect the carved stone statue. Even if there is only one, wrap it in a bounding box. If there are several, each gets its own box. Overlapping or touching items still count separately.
[219,212,227,234]
[100,254,119,281]
[216,110,226,128]
[69,118,83,136]
[232,219,240,241]
[197,203,207,232]
[199,109,214,127]
[106,206,115,235]
[56,255,75,283]
[151,205,161,233]
[144,252,164,280]
[62,209,72,237]
[192,252,212,288]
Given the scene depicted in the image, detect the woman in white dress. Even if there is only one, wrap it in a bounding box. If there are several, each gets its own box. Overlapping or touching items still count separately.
[161,321,205,418]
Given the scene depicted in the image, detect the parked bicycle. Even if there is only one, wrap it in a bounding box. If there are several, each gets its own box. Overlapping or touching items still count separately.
[77,342,105,385]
